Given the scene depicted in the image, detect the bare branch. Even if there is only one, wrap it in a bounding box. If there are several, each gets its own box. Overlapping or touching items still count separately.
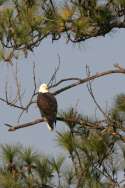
[12,62,23,107]
[87,81,108,117]
[86,65,108,118]
[50,77,82,88]
[53,67,125,95]
[48,54,61,87]
[0,62,37,113]
[5,116,105,132]
[0,64,26,110]
[0,97,26,110]
[49,0,56,13]
[5,118,45,131]
[32,61,37,95]
[114,63,125,71]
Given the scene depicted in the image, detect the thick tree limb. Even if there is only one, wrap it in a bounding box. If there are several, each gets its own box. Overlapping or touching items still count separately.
[54,67,125,95]
[5,117,104,132]
[5,118,45,131]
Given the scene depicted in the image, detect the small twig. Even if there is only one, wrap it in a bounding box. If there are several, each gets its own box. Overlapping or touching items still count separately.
[114,64,125,70]
[32,61,37,95]
[17,62,37,122]
[50,77,82,88]
[0,97,26,110]
[49,0,56,13]
[0,62,38,120]
[48,54,61,87]
[5,124,13,128]
[86,65,107,118]
[14,62,23,107]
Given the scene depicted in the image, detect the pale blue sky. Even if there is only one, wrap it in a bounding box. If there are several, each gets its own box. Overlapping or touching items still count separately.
[0,29,125,155]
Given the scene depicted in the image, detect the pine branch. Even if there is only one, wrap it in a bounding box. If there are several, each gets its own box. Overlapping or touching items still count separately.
[5,116,104,132]
[1,0,125,54]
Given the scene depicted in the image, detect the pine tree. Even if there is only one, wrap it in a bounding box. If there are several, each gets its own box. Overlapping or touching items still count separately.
[0,1,125,187]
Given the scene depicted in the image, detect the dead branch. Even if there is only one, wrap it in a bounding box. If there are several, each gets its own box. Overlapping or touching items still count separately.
[87,81,108,117]
[49,0,56,13]
[0,64,25,110]
[86,65,108,118]
[5,118,45,131]
[53,66,125,95]
[48,54,61,87]
[14,62,23,107]
[0,97,26,110]
[0,62,37,118]
[5,116,104,132]
[17,61,38,122]
[49,77,82,88]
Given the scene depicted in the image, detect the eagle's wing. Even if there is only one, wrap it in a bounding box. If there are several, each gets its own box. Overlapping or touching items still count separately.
[37,92,57,129]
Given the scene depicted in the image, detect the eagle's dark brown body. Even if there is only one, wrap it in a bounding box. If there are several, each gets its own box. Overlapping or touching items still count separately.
[37,92,57,130]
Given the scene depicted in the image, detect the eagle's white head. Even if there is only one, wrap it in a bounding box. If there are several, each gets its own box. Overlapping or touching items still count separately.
[38,83,49,93]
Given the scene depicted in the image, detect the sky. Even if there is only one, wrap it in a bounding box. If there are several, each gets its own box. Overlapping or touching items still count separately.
[0,28,125,156]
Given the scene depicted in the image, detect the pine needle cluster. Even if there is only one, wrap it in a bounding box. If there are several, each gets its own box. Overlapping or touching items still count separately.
[0,0,125,62]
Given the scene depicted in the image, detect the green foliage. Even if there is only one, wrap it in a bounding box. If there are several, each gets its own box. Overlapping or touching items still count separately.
[35,155,53,185]
[56,131,76,154]
[95,6,112,25]
[59,107,82,129]
[0,172,22,188]
[114,93,125,112]
[0,144,55,188]
[0,0,124,61]
[0,0,7,5]
[62,167,75,188]
[86,133,108,156]
[55,96,125,187]
[0,99,125,188]
[1,144,21,163]
[0,0,125,187]
[110,93,125,125]
[20,146,39,165]
[113,0,125,6]
[50,155,65,175]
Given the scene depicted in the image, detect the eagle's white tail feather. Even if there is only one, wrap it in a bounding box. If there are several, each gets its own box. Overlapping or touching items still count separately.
[47,123,53,131]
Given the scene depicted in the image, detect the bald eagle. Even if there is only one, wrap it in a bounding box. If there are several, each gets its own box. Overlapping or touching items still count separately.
[37,83,57,131]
